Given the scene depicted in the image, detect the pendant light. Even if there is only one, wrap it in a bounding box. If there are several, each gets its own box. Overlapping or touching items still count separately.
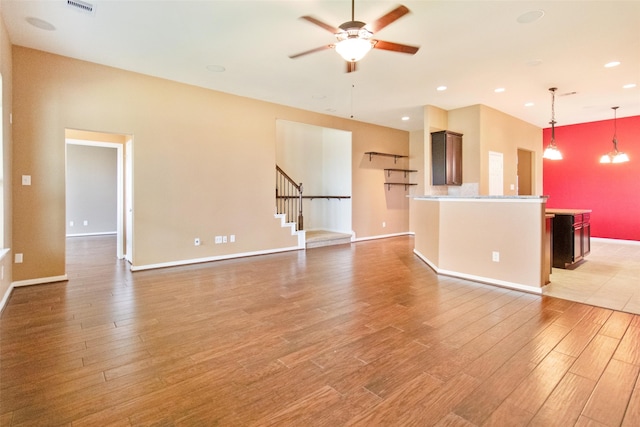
[543,87,563,160]
[600,106,630,164]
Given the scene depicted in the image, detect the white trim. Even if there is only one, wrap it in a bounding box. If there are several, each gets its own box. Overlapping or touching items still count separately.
[0,248,9,260]
[1,275,69,313]
[413,249,543,295]
[591,237,640,246]
[413,196,547,203]
[12,275,68,287]
[67,231,117,237]
[354,232,413,242]
[130,246,303,272]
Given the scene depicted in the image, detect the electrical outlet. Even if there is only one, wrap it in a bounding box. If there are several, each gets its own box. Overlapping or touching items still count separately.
[194,238,200,246]
[222,235,227,243]
[15,253,23,263]
[382,221,386,228]
[492,251,500,262]
[22,175,31,186]
[69,221,74,227]
[83,220,88,226]
[215,236,222,244]
[230,234,235,243]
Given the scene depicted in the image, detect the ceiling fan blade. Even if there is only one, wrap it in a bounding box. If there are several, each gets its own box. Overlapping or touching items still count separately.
[372,40,419,55]
[300,16,340,34]
[367,5,410,33]
[346,61,357,73]
[289,45,334,59]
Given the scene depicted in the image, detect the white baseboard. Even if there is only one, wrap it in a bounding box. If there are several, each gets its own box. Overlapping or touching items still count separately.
[591,237,640,246]
[354,232,413,242]
[66,231,117,237]
[131,246,304,271]
[413,249,543,295]
[0,275,68,313]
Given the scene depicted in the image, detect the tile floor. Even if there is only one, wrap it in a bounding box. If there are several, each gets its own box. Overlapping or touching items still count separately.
[544,238,640,314]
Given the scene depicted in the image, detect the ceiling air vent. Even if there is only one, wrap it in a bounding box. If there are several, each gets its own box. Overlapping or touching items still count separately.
[67,0,96,15]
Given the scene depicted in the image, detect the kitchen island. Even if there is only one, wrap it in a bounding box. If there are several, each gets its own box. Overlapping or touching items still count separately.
[412,195,550,294]
[546,209,592,269]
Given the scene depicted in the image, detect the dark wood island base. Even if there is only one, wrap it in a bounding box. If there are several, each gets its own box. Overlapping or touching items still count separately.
[547,209,592,269]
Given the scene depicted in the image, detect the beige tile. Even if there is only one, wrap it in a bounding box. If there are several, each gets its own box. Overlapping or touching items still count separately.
[544,240,640,315]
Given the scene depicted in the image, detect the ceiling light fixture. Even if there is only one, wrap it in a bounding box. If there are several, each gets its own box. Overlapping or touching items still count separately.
[623,83,636,89]
[26,17,56,31]
[436,86,447,91]
[600,106,629,164]
[334,22,373,62]
[543,87,563,160]
[604,61,620,68]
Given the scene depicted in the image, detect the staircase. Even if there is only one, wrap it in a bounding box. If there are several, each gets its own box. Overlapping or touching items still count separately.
[276,165,353,249]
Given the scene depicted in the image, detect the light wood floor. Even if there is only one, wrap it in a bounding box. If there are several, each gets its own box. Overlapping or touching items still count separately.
[1,235,639,426]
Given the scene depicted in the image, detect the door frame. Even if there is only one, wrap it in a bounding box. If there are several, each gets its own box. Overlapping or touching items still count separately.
[65,138,128,260]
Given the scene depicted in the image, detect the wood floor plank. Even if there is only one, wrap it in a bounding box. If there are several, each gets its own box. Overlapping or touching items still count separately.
[622,377,640,427]
[2,235,640,426]
[569,333,620,381]
[529,372,596,426]
[581,358,639,425]
[613,324,640,366]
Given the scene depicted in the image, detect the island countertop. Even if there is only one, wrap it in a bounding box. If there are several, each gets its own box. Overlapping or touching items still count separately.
[546,208,592,215]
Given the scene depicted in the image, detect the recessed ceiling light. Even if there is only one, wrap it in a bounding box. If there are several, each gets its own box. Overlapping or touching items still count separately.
[623,83,636,89]
[206,65,225,72]
[401,116,410,121]
[494,88,506,93]
[524,102,534,107]
[26,17,56,31]
[605,61,620,68]
[436,86,447,91]
[517,10,545,24]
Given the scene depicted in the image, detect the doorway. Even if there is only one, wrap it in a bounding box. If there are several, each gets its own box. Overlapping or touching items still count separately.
[65,129,133,262]
[517,149,534,195]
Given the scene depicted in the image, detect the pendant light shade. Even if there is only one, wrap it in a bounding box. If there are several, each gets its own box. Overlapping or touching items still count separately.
[600,106,630,164]
[543,87,563,160]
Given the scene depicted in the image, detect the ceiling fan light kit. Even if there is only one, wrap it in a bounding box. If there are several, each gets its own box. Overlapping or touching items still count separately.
[290,1,419,72]
[334,22,373,62]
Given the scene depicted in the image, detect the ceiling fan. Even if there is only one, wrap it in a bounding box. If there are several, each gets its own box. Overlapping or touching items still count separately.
[289,0,420,73]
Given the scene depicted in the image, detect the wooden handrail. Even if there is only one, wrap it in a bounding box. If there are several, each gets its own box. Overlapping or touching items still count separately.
[276,165,303,230]
[276,165,301,192]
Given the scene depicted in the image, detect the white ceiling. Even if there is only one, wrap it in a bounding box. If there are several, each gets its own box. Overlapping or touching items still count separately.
[2,0,639,131]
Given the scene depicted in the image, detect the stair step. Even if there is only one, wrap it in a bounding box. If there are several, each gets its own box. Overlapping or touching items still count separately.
[305,230,352,249]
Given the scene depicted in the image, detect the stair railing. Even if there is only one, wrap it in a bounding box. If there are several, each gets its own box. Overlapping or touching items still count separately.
[276,165,303,230]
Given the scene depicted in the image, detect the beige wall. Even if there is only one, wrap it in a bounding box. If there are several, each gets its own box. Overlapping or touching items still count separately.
[0,14,12,305]
[413,197,548,292]
[11,46,410,281]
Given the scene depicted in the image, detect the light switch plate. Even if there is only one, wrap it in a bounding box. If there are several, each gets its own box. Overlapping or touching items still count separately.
[22,175,31,186]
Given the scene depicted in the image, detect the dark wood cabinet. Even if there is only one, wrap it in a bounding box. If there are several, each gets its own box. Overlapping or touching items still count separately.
[547,210,591,269]
[431,130,462,186]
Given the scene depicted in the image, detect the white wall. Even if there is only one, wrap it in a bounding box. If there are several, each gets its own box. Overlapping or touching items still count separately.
[276,120,352,233]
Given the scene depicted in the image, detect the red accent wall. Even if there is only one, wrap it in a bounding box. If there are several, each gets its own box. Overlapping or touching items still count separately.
[543,115,640,241]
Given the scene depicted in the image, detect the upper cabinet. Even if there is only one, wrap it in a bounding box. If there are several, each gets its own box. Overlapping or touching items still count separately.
[431,130,463,186]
